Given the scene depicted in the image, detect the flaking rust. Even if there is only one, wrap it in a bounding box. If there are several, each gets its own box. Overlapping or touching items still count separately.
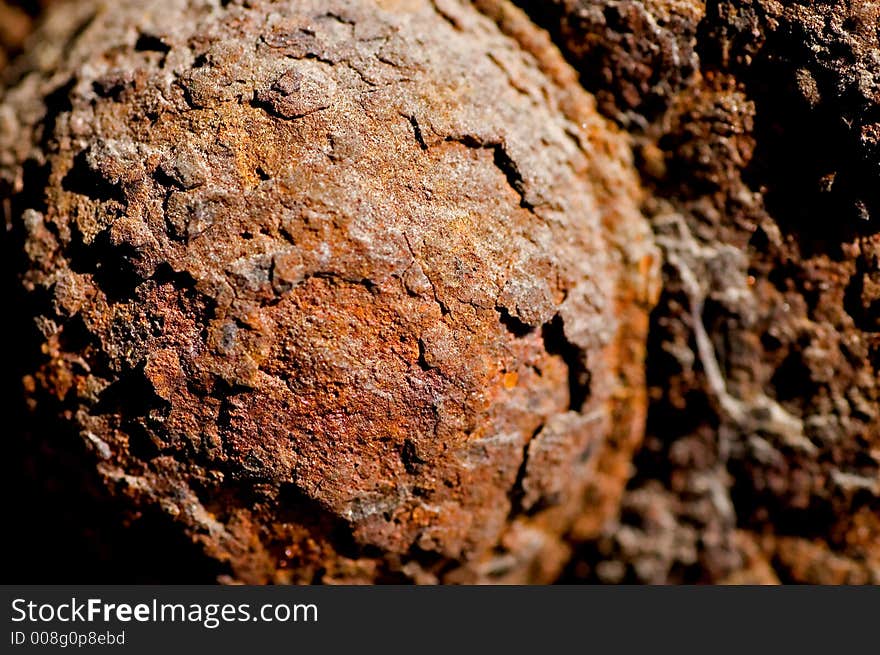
[1,0,658,582]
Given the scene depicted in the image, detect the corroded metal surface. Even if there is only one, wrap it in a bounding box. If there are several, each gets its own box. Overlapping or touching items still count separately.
[1,0,658,582]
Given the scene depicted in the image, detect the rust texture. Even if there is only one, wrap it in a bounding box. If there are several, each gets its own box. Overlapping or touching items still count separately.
[1,0,659,582]
[5,0,878,586]
[521,0,880,583]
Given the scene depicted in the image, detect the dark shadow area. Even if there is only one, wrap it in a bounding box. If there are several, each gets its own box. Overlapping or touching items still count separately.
[696,2,880,257]
[1,181,223,584]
